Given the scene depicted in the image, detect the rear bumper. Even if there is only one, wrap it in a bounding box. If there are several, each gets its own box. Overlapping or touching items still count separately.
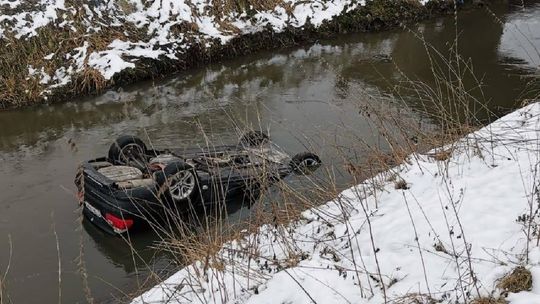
[81,188,157,235]
[79,161,161,235]
[82,203,117,235]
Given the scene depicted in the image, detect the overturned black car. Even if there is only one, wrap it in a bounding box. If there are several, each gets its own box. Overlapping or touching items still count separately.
[75,132,321,235]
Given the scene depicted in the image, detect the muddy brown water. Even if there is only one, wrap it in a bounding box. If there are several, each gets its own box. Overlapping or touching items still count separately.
[1,3,539,303]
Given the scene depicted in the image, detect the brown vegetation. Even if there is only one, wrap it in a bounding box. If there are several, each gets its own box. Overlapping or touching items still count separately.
[0,0,473,109]
[497,266,533,295]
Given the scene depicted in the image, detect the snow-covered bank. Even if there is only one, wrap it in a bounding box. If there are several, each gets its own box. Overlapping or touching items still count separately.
[131,102,540,304]
[0,0,452,108]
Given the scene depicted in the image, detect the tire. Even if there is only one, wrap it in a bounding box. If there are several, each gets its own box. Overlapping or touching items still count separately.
[239,131,269,147]
[290,152,321,175]
[155,161,198,205]
[242,183,262,207]
[108,135,148,168]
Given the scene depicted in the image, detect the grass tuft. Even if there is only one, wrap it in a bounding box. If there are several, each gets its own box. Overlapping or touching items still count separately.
[497,266,533,295]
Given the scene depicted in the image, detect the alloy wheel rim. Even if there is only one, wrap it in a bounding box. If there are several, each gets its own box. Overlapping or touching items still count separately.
[169,170,195,201]
[119,143,145,167]
[300,158,319,168]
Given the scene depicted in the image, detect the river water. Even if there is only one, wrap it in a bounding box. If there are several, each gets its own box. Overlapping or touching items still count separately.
[0,2,539,303]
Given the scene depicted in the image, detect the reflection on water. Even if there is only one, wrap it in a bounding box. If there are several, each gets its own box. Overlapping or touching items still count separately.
[82,220,164,274]
[500,3,540,69]
[1,2,540,303]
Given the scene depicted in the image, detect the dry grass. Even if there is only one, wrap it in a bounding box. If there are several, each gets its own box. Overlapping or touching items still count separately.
[0,4,150,108]
[211,0,285,17]
[146,175,328,269]
[0,235,12,304]
[390,293,439,303]
[394,179,409,190]
[468,266,535,304]
[497,266,533,295]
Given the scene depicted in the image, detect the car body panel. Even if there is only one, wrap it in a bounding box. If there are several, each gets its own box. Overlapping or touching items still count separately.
[78,142,296,235]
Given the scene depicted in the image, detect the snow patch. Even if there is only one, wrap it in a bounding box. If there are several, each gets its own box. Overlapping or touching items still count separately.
[0,0,20,9]
[88,50,135,80]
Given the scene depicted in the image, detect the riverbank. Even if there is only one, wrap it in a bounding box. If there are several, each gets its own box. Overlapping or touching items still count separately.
[0,0,476,109]
[131,101,540,303]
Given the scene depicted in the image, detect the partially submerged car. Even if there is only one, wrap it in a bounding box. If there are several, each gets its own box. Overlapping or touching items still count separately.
[75,132,321,235]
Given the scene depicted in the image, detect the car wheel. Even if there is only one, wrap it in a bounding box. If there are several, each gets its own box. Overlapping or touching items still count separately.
[108,135,148,169]
[155,161,198,205]
[290,152,321,175]
[239,131,269,147]
[242,183,262,208]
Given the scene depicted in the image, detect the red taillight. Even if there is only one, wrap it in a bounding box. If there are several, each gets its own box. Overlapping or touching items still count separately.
[149,162,164,171]
[105,213,134,233]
